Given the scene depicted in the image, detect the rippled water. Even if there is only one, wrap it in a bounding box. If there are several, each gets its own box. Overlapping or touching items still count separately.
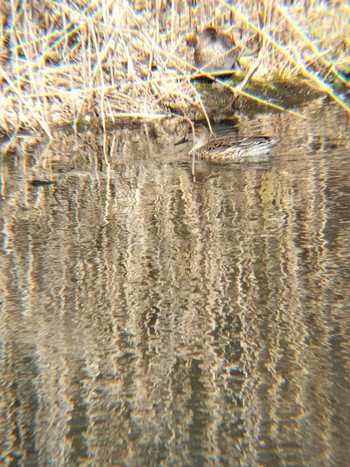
[1,102,350,466]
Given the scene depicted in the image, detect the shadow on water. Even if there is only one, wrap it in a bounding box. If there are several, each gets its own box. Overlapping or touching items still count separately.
[1,101,350,465]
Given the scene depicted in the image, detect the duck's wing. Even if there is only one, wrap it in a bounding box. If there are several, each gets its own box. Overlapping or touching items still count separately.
[205,138,237,151]
[205,136,276,152]
[237,136,272,148]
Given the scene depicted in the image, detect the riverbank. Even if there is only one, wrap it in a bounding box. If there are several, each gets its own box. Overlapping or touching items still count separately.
[1,0,349,137]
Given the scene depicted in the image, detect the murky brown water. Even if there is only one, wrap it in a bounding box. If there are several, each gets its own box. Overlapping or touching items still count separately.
[1,101,350,466]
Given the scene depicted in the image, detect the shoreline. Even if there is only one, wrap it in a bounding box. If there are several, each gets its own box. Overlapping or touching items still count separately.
[1,0,349,138]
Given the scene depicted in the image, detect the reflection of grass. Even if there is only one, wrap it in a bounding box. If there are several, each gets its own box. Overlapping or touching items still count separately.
[1,0,349,136]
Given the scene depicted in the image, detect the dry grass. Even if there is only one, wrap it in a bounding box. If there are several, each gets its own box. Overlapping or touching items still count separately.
[0,0,349,137]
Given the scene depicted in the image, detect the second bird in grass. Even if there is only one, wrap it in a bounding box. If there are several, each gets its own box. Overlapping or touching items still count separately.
[177,125,279,162]
[194,27,239,73]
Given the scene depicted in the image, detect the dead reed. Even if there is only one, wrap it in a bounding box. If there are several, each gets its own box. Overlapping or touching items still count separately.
[0,0,349,137]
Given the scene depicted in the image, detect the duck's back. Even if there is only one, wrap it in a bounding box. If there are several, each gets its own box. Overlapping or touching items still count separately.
[197,136,276,162]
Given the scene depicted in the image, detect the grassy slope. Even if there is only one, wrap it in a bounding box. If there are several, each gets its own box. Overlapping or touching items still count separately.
[0,0,349,137]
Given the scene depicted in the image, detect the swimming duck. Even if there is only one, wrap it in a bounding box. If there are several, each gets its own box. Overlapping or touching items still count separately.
[178,125,278,162]
[194,27,239,72]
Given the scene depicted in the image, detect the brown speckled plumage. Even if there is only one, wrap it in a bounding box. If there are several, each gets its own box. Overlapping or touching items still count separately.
[188,125,278,162]
[194,27,238,72]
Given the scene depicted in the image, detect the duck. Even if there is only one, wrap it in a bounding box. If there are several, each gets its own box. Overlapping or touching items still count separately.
[177,125,278,162]
[194,27,239,73]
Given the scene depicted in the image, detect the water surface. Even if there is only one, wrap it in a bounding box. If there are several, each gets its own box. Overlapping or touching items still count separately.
[1,102,350,466]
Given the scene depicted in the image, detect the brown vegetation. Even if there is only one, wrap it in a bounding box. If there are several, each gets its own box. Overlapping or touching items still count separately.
[1,0,349,137]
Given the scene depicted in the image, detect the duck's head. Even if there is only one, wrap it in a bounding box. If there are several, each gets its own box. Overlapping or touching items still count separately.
[198,27,219,46]
[175,124,211,154]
